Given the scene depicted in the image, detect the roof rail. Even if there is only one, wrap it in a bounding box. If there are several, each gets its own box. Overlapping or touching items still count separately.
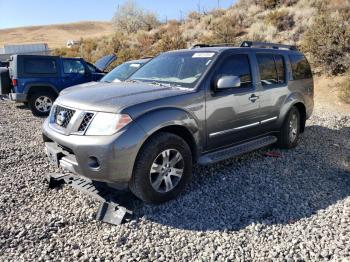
[191,43,235,49]
[240,41,297,51]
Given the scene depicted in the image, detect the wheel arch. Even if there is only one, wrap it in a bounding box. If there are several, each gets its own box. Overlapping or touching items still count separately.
[278,92,307,133]
[134,108,202,164]
[25,83,59,98]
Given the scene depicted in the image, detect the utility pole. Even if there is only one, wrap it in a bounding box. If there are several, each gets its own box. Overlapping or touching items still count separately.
[217,0,220,9]
[179,10,183,23]
[197,0,201,14]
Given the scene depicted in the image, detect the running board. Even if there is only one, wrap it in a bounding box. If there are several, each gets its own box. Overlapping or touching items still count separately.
[45,173,135,225]
[198,135,278,165]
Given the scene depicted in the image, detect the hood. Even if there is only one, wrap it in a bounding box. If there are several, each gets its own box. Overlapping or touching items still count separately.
[56,82,192,113]
[94,54,117,71]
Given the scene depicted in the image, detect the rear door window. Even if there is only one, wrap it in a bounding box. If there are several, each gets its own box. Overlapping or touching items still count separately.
[63,59,85,74]
[257,53,286,86]
[274,55,285,84]
[215,54,253,88]
[289,55,312,80]
[24,58,57,74]
[256,54,278,86]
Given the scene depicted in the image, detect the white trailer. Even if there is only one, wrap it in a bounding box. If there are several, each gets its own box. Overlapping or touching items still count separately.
[0,43,50,61]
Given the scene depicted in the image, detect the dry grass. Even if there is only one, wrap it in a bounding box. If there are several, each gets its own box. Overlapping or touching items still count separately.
[314,75,350,113]
[0,21,114,49]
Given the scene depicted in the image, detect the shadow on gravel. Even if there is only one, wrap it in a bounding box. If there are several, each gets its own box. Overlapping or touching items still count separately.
[15,104,28,110]
[138,125,350,231]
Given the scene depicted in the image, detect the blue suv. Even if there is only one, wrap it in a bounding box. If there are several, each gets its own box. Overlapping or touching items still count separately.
[0,54,116,116]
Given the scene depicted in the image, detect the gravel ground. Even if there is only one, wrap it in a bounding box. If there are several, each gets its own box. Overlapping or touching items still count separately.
[0,100,349,261]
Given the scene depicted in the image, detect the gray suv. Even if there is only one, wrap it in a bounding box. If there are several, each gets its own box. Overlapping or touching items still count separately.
[42,41,314,203]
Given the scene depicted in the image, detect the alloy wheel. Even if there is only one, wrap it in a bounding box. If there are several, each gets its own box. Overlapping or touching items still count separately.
[35,96,53,113]
[149,149,184,193]
[289,113,298,143]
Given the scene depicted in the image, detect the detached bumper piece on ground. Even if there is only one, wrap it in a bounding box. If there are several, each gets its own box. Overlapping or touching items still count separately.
[46,173,134,225]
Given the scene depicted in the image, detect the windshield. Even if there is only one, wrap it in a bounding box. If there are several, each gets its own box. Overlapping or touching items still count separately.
[130,51,217,88]
[101,61,146,82]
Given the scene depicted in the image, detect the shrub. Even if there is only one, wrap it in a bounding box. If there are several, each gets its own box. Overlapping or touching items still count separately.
[265,10,295,31]
[153,22,187,53]
[248,21,277,42]
[209,16,242,43]
[261,0,279,9]
[301,11,350,75]
[340,72,350,103]
[112,0,159,34]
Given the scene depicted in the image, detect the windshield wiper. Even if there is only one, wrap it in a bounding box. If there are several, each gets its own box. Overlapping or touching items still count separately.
[124,79,141,83]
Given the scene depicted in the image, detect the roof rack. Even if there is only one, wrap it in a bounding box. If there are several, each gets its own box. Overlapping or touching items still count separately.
[240,41,297,51]
[191,43,235,49]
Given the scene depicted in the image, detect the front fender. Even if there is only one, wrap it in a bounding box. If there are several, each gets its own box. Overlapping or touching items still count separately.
[135,107,202,151]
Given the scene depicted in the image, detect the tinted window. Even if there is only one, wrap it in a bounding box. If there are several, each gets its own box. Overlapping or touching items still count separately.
[289,55,312,80]
[216,54,252,88]
[24,58,57,74]
[256,54,278,86]
[63,60,85,74]
[274,55,285,84]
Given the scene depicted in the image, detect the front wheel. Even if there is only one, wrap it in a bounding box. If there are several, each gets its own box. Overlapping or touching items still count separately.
[278,106,300,149]
[28,91,56,117]
[130,132,193,204]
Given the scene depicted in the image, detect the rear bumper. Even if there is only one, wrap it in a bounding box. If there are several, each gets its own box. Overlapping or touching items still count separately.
[9,93,27,102]
[42,118,147,185]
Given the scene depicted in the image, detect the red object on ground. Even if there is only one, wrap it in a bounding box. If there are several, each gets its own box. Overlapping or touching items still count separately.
[263,151,282,158]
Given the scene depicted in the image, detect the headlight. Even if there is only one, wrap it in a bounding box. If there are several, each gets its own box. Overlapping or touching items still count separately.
[85,113,132,136]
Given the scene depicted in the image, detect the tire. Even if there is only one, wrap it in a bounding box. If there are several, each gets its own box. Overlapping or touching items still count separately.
[278,106,300,149]
[130,132,193,204]
[28,91,56,117]
[0,67,11,95]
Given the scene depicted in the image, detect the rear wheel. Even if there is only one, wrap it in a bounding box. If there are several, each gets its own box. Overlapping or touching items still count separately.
[0,67,11,95]
[130,132,192,204]
[29,91,56,117]
[278,106,300,149]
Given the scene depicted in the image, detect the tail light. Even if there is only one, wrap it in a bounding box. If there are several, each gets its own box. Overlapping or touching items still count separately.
[12,79,17,86]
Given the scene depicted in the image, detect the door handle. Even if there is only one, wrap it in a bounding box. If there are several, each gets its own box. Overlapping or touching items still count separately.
[249,94,259,102]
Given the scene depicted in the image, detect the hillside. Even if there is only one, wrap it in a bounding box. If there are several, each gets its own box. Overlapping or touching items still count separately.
[51,0,349,104]
[0,21,113,49]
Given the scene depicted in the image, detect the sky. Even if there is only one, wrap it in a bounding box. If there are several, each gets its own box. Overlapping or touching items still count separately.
[0,0,235,29]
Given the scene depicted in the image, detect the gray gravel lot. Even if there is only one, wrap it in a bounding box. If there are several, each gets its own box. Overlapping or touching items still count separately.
[0,100,349,261]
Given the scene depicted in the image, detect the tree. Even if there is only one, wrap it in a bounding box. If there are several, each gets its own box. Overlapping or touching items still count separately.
[112,0,159,34]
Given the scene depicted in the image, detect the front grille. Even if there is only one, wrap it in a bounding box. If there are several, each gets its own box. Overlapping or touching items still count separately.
[54,105,75,128]
[78,112,94,132]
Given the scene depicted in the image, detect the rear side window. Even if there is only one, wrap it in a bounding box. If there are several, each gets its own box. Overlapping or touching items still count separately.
[63,60,85,74]
[256,53,286,86]
[289,55,312,80]
[24,58,57,74]
[216,54,252,88]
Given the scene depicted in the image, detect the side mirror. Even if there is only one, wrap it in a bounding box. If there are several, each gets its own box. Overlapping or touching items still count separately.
[216,75,241,90]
